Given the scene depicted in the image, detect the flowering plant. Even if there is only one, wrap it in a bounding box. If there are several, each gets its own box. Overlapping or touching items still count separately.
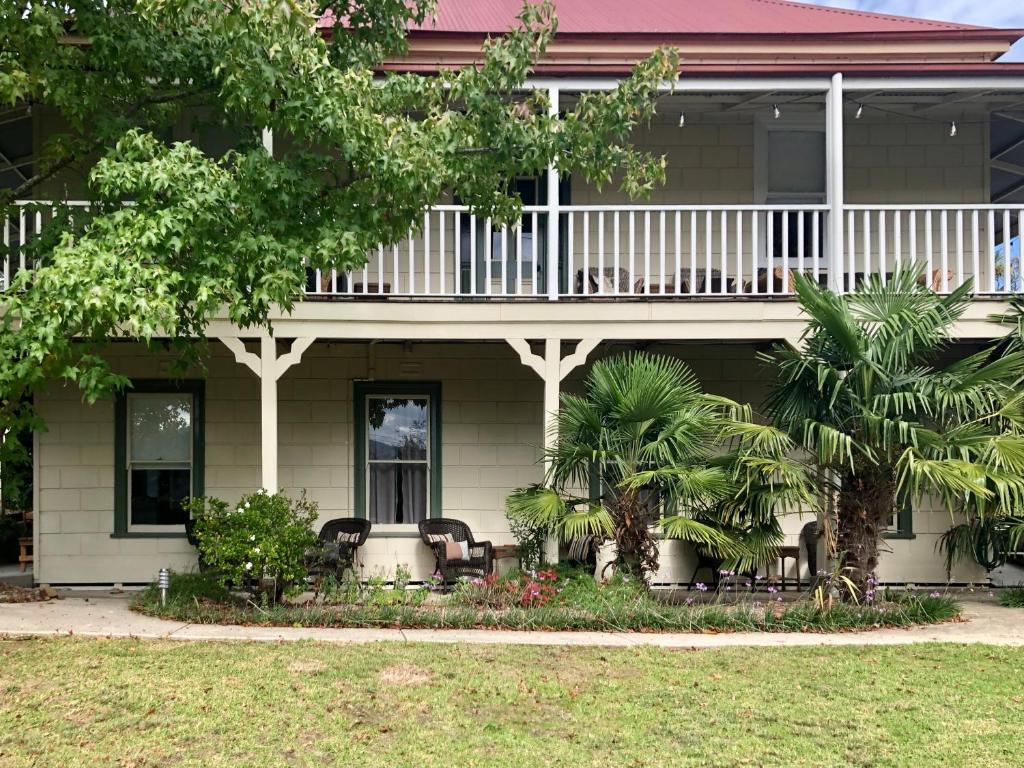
[454,569,562,609]
[186,491,319,593]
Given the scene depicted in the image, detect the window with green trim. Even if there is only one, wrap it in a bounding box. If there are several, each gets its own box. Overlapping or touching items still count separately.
[354,382,441,525]
[884,500,914,539]
[115,381,204,536]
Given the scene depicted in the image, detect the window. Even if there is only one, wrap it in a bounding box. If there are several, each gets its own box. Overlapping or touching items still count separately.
[884,501,914,539]
[756,122,827,266]
[354,382,441,525]
[114,381,204,536]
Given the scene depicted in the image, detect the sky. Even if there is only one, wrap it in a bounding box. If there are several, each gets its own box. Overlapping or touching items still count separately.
[807,1,1024,60]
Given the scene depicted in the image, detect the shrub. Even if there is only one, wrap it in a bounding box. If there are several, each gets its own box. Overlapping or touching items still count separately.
[186,491,318,592]
[506,512,547,571]
[999,587,1024,608]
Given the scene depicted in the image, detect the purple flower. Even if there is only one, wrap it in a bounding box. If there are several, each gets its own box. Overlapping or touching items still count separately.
[767,586,777,594]
[685,598,695,606]
[695,582,708,592]
[930,591,942,599]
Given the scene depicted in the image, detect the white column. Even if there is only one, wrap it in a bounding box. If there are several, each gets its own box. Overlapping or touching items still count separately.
[546,86,561,301]
[259,335,278,491]
[826,72,845,292]
[507,337,601,564]
[220,334,316,494]
[542,338,561,472]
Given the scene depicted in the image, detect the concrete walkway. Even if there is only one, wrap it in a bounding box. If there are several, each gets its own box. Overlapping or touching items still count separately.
[1,592,1022,647]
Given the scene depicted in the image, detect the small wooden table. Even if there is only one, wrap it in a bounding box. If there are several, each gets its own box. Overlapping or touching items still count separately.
[778,545,801,592]
[18,537,33,572]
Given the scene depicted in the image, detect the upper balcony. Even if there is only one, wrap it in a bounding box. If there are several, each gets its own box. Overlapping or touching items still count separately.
[3,79,1024,303]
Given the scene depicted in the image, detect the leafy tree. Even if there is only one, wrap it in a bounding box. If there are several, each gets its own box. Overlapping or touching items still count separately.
[761,269,1024,598]
[507,351,815,583]
[0,0,677,459]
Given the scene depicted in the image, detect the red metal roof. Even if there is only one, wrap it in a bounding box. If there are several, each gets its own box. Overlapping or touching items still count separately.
[380,0,990,36]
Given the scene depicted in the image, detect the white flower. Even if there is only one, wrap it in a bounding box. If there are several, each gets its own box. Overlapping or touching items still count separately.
[253,547,260,555]
[245,562,253,571]
[249,535,256,542]
[235,507,243,514]
[244,502,250,509]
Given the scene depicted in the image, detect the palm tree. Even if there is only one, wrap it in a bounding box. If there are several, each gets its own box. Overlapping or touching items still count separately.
[761,267,1024,598]
[507,351,814,583]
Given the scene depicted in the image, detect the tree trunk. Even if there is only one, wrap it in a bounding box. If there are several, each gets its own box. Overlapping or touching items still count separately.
[612,490,659,584]
[836,462,895,601]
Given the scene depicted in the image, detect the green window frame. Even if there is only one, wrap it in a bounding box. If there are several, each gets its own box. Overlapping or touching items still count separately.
[113,380,205,538]
[353,381,442,524]
[884,500,914,540]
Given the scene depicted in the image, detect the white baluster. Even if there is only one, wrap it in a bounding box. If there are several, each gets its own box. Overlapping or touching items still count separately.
[614,211,621,294]
[1004,210,1013,294]
[704,211,712,296]
[955,211,964,290]
[690,210,697,296]
[971,210,979,295]
[720,210,728,295]
[567,211,575,296]
[675,211,682,295]
[469,215,477,296]
[878,210,886,285]
[598,211,606,296]
[582,211,590,295]
[925,211,933,291]
[484,217,492,296]
[644,211,651,294]
[766,211,774,296]
[659,211,666,294]
[751,211,759,296]
[940,210,949,293]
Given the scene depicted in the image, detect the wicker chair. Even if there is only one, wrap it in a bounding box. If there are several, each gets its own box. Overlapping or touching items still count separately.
[418,518,493,586]
[309,518,372,582]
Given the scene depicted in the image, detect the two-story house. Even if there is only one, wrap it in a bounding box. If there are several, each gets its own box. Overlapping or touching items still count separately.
[5,0,1024,587]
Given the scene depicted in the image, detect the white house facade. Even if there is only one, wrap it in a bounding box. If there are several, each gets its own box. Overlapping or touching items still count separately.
[4,0,1024,586]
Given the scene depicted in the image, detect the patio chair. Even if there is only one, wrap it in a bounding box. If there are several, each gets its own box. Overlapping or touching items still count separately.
[309,518,372,582]
[575,266,632,295]
[418,518,493,586]
[688,548,724,591]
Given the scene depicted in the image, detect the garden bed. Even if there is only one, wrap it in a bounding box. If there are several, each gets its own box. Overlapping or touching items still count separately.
[132,569,961,634]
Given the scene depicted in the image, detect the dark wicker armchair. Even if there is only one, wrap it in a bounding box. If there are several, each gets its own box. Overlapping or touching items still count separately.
[308,518,372,583]
[418,518,493,586]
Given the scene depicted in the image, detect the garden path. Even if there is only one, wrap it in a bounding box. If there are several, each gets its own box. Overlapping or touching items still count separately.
[1,592,1022,647]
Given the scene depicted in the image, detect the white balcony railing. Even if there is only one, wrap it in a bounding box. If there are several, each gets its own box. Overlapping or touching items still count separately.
[3,201,1022,298]
[844,205,1024,294]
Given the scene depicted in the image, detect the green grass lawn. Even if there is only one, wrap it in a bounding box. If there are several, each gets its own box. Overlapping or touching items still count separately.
[1,639,1021,767]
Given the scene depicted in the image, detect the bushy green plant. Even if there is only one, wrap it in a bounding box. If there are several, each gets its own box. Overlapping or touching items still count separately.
[506,513,547,571]
[999,587,1024,608]
[186,491,318,592]
[136,571,232,613]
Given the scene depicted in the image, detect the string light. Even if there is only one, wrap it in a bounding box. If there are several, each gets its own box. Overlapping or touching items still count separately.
[855,103,863,119]
[678,111,685,128]
[949,121,958,138]
[773,104,781,120]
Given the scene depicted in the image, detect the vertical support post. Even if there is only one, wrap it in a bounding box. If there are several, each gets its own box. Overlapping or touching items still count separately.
[546,86,561,301]
[826,72,845,292]
[259,334,279,492]
[542,338,561,474]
